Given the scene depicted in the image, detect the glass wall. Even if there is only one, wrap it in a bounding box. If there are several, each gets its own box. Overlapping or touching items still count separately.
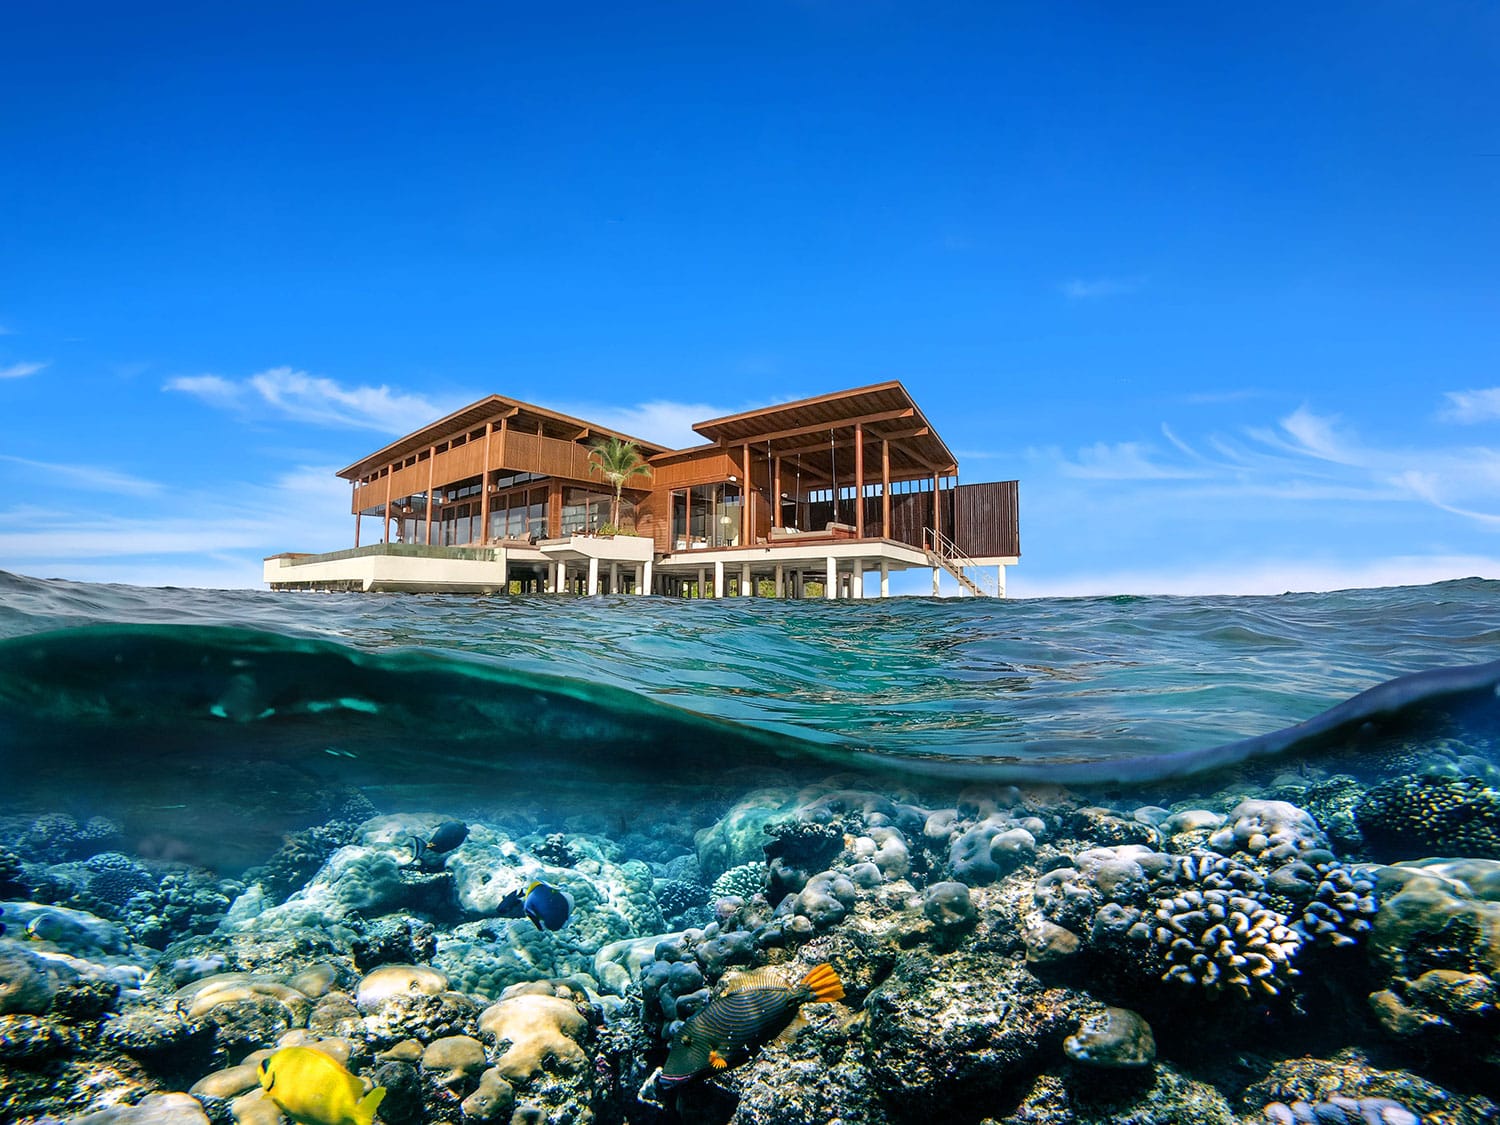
[670,483,741,549]
[561,488,613,535]
[488,486,550,542]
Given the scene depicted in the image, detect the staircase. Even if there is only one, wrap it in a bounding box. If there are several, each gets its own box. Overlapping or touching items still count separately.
[924,528,996,597]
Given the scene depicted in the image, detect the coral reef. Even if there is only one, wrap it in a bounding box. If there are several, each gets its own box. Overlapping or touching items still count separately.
[6,779,1499,1125]
[1356,775,1500,860]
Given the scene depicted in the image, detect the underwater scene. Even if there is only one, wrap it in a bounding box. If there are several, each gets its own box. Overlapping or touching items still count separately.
[1,569,1498,1125]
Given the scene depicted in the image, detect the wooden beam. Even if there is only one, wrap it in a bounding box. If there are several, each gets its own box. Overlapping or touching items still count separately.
[854,422,864,537]
[882,439,890,539]
[383,466,392,544]
[425,447,435,546]
[776,426,929,458]
[773,455,782,530]
[478,420,494,544]
[742,443,752,545]
[726,407,914,448]
[932,471,942,544]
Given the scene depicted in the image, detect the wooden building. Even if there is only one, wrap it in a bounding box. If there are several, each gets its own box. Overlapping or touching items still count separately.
[264,382,1020,597]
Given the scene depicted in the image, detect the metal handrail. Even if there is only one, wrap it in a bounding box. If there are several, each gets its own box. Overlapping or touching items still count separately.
[923,527,997,597]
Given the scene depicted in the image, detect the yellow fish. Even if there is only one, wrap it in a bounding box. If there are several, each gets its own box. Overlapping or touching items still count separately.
[257,1045,386,1125]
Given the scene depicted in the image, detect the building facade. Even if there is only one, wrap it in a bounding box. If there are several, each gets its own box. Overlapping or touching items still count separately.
[264,382,1020,597]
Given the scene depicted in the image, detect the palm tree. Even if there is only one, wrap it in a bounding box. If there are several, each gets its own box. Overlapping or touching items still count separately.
[588,436,653,531]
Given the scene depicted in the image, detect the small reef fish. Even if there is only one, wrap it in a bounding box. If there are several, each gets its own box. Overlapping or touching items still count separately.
[497,880,574,931]
[257,1045,386,1125]
[659,962,844,1089]
[409,820,468,866]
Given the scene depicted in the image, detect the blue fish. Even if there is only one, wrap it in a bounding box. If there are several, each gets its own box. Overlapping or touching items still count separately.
[498,880,573,931]
[409,820,468,867]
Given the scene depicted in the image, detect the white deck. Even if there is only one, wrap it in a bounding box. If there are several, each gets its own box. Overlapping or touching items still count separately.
[264,535,1014,598]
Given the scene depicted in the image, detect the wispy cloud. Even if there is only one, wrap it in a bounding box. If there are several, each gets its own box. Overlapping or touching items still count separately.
[0,455,162,497]
[558,398,739,449]
[0,361,47,379]
[1059,276,1145,300]
[0,462,352,589]
[1008,554,1500,599]
[1055,440,1205,480]
[0,325,13,336]
[165,366,463,433]
[1438,387,1500,424]
[1041,400,1500,531]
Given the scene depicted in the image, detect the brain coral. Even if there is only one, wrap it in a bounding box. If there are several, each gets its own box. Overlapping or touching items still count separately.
[1150,883,1302,997]
[478,989,589,1083]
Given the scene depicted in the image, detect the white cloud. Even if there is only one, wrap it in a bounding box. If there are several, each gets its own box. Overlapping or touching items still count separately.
[0,462,352,589]
[558,399,738,449]
[1059,276,1144,299]
[0,455,161,497]
[164,374,243,406]
[1027,400,1500,535]
[0,361,47,379]
[1007,554,1500,598]
[1438,387,1500,424]
[166,366,463,433]
[1056,440,1205,480]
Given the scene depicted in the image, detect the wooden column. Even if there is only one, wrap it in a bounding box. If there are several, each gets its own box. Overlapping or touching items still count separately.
[881,440,890,539]
[548,478,562,538]
[742,442,753,544]
[478,421,494,544]
[424,448,436,545]
[932,471,941,545]
[773,456,782,530]
[383,466,393,544]
[854,422,865,537]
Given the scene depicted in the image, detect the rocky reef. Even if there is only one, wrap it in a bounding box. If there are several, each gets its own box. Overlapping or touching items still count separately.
[3,774,1500,1125]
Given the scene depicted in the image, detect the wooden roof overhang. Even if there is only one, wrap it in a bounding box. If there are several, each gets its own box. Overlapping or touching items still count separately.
[690,381,958,483]
[338,395,671,481]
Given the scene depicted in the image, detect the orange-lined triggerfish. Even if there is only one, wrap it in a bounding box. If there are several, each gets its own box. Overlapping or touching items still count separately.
[659,963,845,1089]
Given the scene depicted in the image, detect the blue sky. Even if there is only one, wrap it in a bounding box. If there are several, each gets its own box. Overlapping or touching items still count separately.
[1,1,1497,595]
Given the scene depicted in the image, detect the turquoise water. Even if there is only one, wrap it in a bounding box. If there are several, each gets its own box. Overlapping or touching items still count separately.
[1,570,1497,868]
[3,570,1500,1123]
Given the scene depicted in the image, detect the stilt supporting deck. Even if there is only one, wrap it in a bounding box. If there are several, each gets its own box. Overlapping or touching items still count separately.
[714,560,725,598]
[826,556,837,600]
[740,563,752,596]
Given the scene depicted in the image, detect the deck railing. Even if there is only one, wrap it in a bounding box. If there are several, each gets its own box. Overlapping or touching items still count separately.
[924,527,998,597]
[279,543,499,566]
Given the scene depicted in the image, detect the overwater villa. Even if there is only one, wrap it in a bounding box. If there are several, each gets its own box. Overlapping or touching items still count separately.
[264,381,1020,598]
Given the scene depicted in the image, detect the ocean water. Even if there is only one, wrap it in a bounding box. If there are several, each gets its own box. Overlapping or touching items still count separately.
[3,569,1499,1123]
[2,571,1497,868]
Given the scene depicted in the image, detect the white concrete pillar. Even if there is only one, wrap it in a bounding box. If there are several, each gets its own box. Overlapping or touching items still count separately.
[698,566,707,598]
[609,561,620,594]
[852,564,864,600]
[740,563,752,596]
[714,559,725,598]
[880,560,889,598]
[996,564,1005,598]
[826,556,837,600]
[775,564,784,598]
[552,562,564,594]
[642,559,653,595]
[932,567,940,597]
[498,557,509,594]
[587,557,600,596]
